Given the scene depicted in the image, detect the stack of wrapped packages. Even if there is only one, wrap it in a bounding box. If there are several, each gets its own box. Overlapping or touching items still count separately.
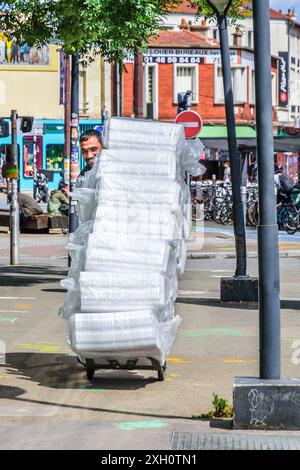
[59,117,205,372]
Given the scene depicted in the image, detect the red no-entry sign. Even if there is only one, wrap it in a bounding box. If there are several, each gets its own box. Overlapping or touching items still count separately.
[175,110,203,139]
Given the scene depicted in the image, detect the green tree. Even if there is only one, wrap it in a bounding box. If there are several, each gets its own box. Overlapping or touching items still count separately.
[191,0,246,25]
[0,0,181,62]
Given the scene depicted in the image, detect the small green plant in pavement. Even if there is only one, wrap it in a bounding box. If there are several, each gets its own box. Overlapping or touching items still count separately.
[192,393,234,420]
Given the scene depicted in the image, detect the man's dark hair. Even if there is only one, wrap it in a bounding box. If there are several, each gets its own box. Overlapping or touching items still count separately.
[79,129,103,145]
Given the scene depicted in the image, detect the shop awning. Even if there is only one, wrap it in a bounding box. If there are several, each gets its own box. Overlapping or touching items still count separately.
[201,137,300,153]
[198,125,257,139]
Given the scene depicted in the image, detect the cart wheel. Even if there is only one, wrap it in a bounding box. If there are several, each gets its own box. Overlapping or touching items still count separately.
[158,367,165,381]
[86,358,95,381]
[86,367,95,381]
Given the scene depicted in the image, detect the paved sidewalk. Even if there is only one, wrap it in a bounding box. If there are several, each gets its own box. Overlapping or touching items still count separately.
[0,225,300,449]
[187,223,300,258]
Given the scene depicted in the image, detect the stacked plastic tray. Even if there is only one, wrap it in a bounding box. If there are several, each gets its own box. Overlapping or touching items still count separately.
[60,118,205,366]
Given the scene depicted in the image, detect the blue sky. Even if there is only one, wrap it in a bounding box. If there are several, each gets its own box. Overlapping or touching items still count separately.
[270,0,300,20]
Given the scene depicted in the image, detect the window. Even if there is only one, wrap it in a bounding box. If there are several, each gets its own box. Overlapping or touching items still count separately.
[215,65,247,104]
[250,69,255,105]
[213,29,219,41]
[271,73,276,107]
[23,136,43,178]
[46,144,64,171]
[174,64,198,104]
[143,64,158,119]
[247,31,253,48]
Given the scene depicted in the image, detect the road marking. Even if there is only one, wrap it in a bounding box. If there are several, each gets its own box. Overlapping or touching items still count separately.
[0,310,28,313]
[18,342,69,353]
[181,329,244,337]
[167,358,193,364]
[224,359,257,364]
[114,420,168,431]
[210,270,232,273]
[0,317,18,323]
[15,304,32,310]
[178,290,207,295]
[0,297,37,300]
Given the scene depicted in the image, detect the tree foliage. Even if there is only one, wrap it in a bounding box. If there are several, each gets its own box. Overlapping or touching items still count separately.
[191,0,245,25]
[0,0,181,62]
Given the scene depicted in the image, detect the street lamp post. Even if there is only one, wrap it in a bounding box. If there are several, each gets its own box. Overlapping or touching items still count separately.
[253,0,281,380]
[205,0,247,279]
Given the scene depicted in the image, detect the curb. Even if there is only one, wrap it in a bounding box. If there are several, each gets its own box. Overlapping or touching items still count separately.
[187,250,300,260]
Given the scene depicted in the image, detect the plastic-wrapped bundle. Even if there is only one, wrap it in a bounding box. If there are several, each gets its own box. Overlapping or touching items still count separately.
[59,277,80,320]
[94,203,182,227]
[98,157,179,181]
[97,174,183,203]
[69,220,93,246]
[98,187,182,209]
[84,236,177,275]
[68,243,86,280]
[100,148,180,165]
[103,117,186,155]
[79,271,177,313]
[177,240,187,276]
[68,312,182,361]
[92,218,182,241]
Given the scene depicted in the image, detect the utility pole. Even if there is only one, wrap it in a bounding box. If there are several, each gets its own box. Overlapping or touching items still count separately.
[253,0,281,380]
[10,109,19,265]
[116,61,122,117]
[134,53,143,119]
[64,54,71,188]
[69,52,79,234]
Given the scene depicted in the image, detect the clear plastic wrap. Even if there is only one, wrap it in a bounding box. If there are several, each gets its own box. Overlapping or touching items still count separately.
[98,158,179,181]
[104,117,186,155]
[71,188,96,223]
[68,311,182,361]
[98,174,183,200]
[84,236,177,275]
[79,271,177,312]
[183,139,207,177]
[177,240,187,276]
[67,243,86,280]
[60,117,188,366]
[99,148,180,165]
[69,220,93,246]
[58,277,80,319]
[97,187,182,209]
[92,218,183,241]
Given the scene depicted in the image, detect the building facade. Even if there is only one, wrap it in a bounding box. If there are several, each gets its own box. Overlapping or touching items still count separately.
[122,28,278,127]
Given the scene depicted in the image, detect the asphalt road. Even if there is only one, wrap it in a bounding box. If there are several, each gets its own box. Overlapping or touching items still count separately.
[0,248,300,449]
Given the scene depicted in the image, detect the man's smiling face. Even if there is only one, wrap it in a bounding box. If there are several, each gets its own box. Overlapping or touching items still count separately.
[80,136,103,167]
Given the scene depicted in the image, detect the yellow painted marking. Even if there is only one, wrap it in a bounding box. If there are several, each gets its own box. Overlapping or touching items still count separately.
[224,360,257,364]
[15,304,32,310]
[287,339,300,343]
[165,373,179,382]
[18,342,69,353]
[0,375,9,379]
[279,245,300,249]
[167,358,193,364]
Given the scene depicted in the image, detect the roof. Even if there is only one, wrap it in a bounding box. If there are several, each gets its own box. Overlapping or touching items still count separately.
[170,1,197,14]
[269,8,289,20]
[148,29,219,48]
[169,2,297,23]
